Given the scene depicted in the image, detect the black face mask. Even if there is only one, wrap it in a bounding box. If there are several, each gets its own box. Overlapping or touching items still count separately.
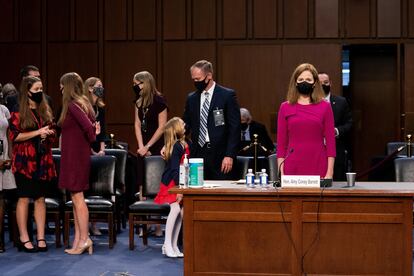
[296,82,314,95]
[322,84,330,95]
[194,76,210,92]
[241,123,248,131]
[93,87,105,98]
[133,84,141,96]
[28,91,43,104]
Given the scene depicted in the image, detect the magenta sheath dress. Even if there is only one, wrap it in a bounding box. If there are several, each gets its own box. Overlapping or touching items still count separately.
[277,101,336,177]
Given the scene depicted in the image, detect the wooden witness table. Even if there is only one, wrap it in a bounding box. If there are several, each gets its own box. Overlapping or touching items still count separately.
[170,181,414,276]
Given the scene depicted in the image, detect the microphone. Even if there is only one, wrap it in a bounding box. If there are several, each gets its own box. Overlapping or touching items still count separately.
[275,148,294,187]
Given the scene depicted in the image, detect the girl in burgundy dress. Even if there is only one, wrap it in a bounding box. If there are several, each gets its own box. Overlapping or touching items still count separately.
[154,117,188,258]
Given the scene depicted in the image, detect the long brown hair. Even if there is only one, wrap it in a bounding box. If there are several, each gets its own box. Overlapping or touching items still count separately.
[286,63,324,104]
[164,117,185,161]
[19,76,53,130]
[84,77,105,108]
[133,71,161,109]
[58,72,94,126]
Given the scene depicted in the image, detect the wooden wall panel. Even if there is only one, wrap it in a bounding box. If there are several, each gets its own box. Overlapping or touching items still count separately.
[104,0,127,40]
[133,0,156,40]
[0,44,41,88]
[253,0,278,38]
[47,0,70,41]
[19,0,41,41]
[315,0,339,38]
[47,43,99,107]
[404,44,414,134]
[283,0,308,38]
[162,41,216,118]
[0,0,14,42]
[220,44,282,137]
[75,0,98,41]
[104,42,157,124]
[192,0,216,39]
[377,0,401,37]
[163,0,186,40]
[409,0,414,37]
[344,0,370,38]
[222,0,247,39]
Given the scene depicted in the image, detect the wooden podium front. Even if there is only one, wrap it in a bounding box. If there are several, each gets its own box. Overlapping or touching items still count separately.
[171,182,414,276]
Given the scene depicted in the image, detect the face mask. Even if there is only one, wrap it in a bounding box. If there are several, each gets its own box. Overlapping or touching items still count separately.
[241,123,248,131]
[296,82,314,95]
[322,84,330,95]
[93,87,105,98]
[28,90,43,104]
[133,84,141,96]
[194,76,210,92]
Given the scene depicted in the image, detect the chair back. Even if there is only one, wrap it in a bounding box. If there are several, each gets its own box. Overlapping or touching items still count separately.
[88,155,116,196]
[52,148,61,155]
[104,149,127,190]
[49,154,65,200]
[387,142,414,156]
[144,155,165,197]
[268,154,278,182]
[235,156,250,179]
[394,157,414,182]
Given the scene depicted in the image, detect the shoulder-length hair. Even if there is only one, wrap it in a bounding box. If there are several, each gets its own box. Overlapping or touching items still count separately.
[58,72,94,126]
[133,71,162,109]
[84,77,105,108]
[286,63,324,104]
[164,117,185,161]
[19,76,53,130]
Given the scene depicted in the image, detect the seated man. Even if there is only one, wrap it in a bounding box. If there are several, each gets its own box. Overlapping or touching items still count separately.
[239,108,275,156]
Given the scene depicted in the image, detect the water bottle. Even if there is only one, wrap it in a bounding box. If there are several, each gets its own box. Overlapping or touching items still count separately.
[179,154,189,188]
[245,169,255,188]
[260,168,268,188]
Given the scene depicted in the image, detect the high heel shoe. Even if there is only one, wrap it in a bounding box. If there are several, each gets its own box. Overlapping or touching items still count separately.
[162,244,177,258]
[37,239,48,252]
[17,240,38,253]
[66,238,93,255]
[173,247,184,258]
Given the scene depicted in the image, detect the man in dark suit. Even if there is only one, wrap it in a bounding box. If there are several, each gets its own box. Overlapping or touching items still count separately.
[183,60,241,180]
[319,72,352,181]
[239,107,275,156]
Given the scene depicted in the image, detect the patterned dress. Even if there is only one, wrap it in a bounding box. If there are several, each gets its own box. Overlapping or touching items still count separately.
[0,105,15,191]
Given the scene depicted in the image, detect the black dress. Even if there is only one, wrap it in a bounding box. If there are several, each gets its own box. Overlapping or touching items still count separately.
[91,106,106,153]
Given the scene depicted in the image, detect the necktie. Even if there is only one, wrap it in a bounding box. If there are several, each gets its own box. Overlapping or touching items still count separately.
[199,92,210,147]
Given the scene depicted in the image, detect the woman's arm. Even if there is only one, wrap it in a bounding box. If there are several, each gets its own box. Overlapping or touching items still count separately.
[277,158,285,176]
[134,105,145,155]
[324,157,335,179]
[69,102,96,143]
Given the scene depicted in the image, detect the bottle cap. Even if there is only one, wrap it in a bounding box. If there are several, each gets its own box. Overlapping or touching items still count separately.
[261,169,266,172]
[247,168,253,173]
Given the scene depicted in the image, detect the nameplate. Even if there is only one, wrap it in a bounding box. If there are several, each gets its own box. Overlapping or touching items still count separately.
[281,175,320,188]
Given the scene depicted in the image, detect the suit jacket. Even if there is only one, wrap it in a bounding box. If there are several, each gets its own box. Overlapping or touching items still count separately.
[240,120,275,156]
[183,83,241,159]
[330,94,352,152]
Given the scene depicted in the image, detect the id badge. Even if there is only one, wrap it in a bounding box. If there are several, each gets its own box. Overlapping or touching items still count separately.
[213,109,225,126]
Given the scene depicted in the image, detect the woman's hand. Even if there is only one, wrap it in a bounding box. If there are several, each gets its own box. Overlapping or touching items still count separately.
[137,146,149,157]
[176,194,183,203]
[95,121,101,135]
[38,126,54,139]
[97,150,105,156]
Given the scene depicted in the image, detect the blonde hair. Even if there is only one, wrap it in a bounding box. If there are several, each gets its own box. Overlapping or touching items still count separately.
[84,77,105,108]
[133,71,161,109]
[286,63,324,104]
[19,76,54,130]
[58,72,94,126]
[164,117,185,161]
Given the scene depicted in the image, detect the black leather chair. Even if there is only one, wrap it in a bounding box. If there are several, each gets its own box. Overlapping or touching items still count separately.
[387,142,414,157]
[51,148,61,155]
[104,149,127,231]
[268,153,278,183]
[394,157,414,182]
[129,155,169,249]
[64,155,117,248]
[235,156,250,179]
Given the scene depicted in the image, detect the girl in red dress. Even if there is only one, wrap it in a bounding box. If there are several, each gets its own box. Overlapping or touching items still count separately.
[154,117,188,258]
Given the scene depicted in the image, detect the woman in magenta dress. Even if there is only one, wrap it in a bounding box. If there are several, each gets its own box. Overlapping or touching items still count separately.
[58,72,96,255]
[277,63,336,178]
[154,117,188,258]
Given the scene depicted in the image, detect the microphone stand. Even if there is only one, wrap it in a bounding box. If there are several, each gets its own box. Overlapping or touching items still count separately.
[240,134,268,174]
[407,134,412,157]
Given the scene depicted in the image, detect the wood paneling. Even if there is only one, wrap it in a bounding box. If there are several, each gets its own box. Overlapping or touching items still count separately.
[104,42,157,124]
[19,0,41,41]
[404,44,414,134]
[377,0,401,37]
[104,0,127,40]
[192,0,216,39]
[0,0,14,42]
[220,44,282,137]
[133,0,156,40]
[283,0,308,38]
[253,0,278,38]
[222,0,247,39]
[315,0,339,38]
[344,0,370,38]
[47,43,99,106]
[409,1,414,37]
[163,41,216,118]
[163,0,186,40]
[75,0,98,41]
[47,0,70,41]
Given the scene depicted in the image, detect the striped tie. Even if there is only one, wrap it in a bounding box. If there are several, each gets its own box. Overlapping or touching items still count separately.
[198,92,210,147]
